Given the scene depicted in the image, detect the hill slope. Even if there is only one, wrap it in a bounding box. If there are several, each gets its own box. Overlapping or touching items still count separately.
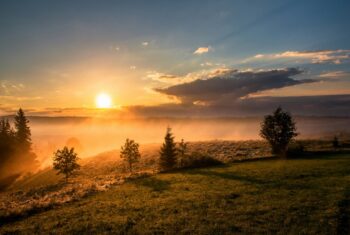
[1,154,349,234]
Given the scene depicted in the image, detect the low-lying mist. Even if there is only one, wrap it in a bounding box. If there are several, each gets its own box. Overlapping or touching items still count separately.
[29,116,350,169]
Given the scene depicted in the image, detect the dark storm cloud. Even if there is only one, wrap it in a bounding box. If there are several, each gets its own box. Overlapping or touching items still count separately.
[155,68,315,103]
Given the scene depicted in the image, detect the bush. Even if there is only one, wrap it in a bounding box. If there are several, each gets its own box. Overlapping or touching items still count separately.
[260,107,298,157]
[179,152,222,169]
[287,141,305,157]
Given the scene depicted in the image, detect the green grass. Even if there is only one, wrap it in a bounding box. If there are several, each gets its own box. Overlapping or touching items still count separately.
[9,168,62,191]
[1,154,349,234]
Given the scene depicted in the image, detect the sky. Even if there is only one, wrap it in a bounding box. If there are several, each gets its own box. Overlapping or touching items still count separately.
[0,0,350,117]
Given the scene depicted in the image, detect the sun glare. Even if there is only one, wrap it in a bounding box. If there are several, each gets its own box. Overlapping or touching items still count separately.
[96,93,112,108]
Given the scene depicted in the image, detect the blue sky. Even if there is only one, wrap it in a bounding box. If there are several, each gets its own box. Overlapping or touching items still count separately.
[0,0,350,116]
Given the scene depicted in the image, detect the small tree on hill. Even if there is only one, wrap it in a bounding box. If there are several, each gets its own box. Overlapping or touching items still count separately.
[177,139,188,167]
[260,107,298,158]
[120,138,141,172]
[159,127,177,171]
[332,136,340,151]
[53,147,80,182]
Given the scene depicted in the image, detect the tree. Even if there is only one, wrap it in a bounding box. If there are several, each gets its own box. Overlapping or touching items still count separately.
[177,139,188,167]
[260,107,298,158]
[0,119,15,167]
[332,136,340,151]
[53,147,80,182]
[0,119,15,147]
[14,108,32,152]
[120,138,141,172]
[159,127,177,171]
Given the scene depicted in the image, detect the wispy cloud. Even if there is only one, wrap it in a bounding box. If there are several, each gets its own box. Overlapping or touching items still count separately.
[0,95,42,101]
[142,41,149,46]
[194,46,211,55]
[0,80,25,95]
[318,71,350,79]
[244,49,350,64]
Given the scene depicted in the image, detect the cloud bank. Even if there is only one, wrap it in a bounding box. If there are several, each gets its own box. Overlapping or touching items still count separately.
[155,68,316,104]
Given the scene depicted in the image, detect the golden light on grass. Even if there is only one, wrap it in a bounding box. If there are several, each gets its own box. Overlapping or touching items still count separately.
[96,93,112,108]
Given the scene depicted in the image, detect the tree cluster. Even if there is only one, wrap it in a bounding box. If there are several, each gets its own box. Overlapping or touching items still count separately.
[0,109,37,178]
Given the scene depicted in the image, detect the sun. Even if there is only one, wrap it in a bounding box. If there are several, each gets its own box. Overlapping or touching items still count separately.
[96,93,112,108]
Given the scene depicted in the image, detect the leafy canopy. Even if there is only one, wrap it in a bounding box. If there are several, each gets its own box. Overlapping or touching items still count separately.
[120,138,141,172]
[260,107,298,157]
[53,147,80,182]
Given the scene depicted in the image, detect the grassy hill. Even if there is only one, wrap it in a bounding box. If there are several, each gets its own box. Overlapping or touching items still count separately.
[1,154,349,234]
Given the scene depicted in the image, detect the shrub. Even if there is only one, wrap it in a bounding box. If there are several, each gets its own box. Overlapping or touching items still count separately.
[180,152,222,169]
[287,141,306,157]
[177,139,188,167]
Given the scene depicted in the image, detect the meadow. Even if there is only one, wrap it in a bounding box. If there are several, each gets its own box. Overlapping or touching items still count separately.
[0,153,349,234]
[0,140,349,234]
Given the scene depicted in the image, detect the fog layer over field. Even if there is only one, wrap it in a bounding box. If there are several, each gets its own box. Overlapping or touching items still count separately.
[27,116,350,167]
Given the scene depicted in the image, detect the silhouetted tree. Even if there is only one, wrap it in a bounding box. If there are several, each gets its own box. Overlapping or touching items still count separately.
[0,109,38,180]
[159,127,177,171]
[120,138,141,172]
[53,147,80,182]
[332,136,340,151]
[14,108,32,152]
[260,107,298,158]
[177,139,188,167]
[0,119,15,167]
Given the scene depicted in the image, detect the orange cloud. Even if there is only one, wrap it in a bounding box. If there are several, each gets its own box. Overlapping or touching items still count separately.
[194,46,211,55]
[245,49,350,64]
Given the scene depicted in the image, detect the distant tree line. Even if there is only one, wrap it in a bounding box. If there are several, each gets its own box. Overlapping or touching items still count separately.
[3,106,341,183]
[52,106,302,181]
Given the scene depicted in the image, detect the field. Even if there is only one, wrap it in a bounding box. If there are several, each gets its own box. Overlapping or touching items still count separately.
[0,150,349,234]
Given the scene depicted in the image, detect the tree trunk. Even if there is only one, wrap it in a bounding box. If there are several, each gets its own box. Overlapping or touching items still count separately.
[280,147,287,158]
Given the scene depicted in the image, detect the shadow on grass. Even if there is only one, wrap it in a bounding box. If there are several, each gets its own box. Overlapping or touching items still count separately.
[182,168,265,185]
[0,173,21,191]
[132,177,171,192]
[288,150,350,160]
[337,186,350,235]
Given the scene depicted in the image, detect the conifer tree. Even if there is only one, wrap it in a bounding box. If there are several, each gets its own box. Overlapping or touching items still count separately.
[0,119,15,167]
[159,127,177,171]
[14,108,32,152]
